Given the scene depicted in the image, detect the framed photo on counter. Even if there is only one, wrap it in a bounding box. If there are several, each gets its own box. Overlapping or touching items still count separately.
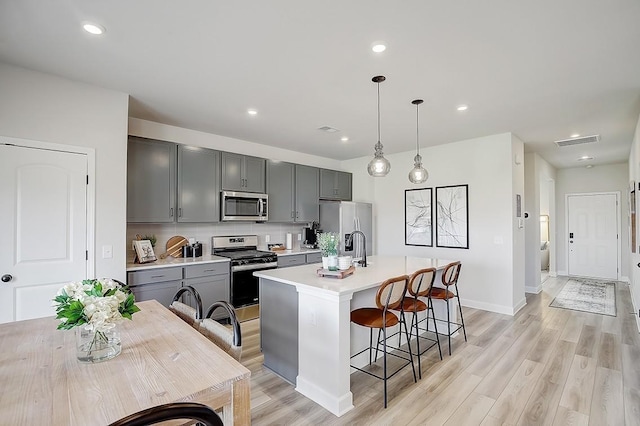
[133,239,157,263]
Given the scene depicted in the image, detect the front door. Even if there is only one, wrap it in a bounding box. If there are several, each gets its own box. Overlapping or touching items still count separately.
[0,143,88,323]
[567,193,618,279]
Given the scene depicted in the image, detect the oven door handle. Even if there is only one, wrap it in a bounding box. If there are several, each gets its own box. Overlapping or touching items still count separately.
[231,262,278,272]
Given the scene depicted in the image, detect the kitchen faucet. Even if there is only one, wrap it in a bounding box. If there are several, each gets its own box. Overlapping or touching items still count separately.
[346,230,367,267]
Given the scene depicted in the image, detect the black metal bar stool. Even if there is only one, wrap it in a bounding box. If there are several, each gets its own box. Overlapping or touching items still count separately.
[168,286,203,328]
[395,267,442,379]
[429,261,466,355]
[350,275,417,408]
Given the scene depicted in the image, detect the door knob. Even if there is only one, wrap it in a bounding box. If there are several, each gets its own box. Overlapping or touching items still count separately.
[1,274,12,283]
[637,263,640,268]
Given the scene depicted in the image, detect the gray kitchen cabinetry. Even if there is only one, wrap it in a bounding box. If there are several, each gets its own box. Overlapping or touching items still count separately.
[127,137,177,223]
[305,252,322,264]
[127,262,231,319]
[277,254,306,268]
[319,169,352,201]
[221,152,266,193]
[127,267,182,307]
[266,161,319,223]
[183,263,230,320]
[177,145,220,222]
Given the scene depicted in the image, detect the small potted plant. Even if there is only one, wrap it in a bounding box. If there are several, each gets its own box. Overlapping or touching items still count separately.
[317,232,339,271]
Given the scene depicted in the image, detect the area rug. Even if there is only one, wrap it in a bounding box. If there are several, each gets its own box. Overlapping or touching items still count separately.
[549,278,616,316]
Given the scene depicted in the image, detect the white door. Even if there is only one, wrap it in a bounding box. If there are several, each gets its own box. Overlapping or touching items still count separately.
[567,193,618,279]
[0,144,87,323]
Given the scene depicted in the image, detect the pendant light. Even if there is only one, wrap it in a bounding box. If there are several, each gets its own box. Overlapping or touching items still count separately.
[408,99,428,184]
[367,75,391,177]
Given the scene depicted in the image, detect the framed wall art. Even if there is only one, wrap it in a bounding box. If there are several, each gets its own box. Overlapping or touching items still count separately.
[435,184,469,249]
[405,188,433,246]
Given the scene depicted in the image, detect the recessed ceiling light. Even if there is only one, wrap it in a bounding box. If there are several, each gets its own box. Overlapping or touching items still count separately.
[371,43,386,53]
[577,155,594,161]
[341,137,349,142]
[571,133,580,138]
[457,105,468,111]
[83,23,105,35]
[586,164,594,169]
[247,109,258,116]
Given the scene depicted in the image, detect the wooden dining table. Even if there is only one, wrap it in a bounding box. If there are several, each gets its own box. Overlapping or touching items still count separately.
[0,300,251,425]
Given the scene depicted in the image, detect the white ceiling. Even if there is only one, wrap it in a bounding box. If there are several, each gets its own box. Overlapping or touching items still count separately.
[1,1,639,169]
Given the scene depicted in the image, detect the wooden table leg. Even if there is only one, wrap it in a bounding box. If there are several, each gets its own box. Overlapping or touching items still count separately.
[231,376,251,425]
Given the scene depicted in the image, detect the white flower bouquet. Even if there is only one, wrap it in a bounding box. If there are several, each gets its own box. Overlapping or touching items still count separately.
[53,278,140,332]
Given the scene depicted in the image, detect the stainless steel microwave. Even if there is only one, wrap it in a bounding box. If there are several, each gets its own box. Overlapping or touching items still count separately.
[221,191,268,221]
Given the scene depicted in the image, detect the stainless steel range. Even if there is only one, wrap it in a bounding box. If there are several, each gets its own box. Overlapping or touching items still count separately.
[211,235,277,321]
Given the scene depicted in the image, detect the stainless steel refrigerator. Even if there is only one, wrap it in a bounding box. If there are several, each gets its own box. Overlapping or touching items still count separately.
[319,201,372,260]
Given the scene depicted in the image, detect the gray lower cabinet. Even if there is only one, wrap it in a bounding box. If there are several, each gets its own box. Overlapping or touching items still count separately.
[177,145,220,222]
[260,278,298,384]
[127,267,183,307]
[127,262,231,319]
[277,254,306,268]
[184,263,230,320]
[127,137,177,223]
[319,169,352,201]
[305,252,322,264]
[266,161,319,223]
[221,152,266,193]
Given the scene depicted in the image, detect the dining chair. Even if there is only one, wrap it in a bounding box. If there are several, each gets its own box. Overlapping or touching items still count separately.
[168,286,203,328]
[429,261,466,355]
[350,275,416,408]
[108,402,223,426]
[198,301,242,361]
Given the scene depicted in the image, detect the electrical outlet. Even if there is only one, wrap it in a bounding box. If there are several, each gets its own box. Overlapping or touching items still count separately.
[309,311,316,326]
[265,235,270,243]
[297,233,302,241]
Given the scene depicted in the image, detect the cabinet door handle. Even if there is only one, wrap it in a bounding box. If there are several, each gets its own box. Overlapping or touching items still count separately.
[170,208,174,217]
[178,208,182,217]
[151,275,165,279]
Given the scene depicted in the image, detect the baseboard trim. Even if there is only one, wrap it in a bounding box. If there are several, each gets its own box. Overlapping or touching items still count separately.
[619,275,630,283]
[462,298,524,316]
[525,285,542,294]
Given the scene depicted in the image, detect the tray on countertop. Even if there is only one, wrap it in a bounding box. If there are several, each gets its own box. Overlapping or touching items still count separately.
[317,266,355,279]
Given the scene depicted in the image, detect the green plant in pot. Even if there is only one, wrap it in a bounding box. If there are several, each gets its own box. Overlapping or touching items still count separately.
[317,232,339,271]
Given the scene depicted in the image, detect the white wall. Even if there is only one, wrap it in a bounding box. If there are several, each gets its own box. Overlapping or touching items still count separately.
[342,133,525,315]
[555,163,629,279]
[511,135,526,309]
[0,62,129,281]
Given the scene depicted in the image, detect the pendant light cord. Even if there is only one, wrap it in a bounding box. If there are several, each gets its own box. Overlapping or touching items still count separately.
[416,102,420,155]
[377,82,381,142]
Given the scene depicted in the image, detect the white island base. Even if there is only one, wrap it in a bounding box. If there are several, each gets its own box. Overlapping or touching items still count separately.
[255,256,458,416]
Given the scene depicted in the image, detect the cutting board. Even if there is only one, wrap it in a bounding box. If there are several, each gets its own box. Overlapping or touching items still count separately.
[160,235,188,259]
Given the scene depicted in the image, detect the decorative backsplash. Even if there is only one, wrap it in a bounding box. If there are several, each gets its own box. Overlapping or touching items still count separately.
[126,222,308,256]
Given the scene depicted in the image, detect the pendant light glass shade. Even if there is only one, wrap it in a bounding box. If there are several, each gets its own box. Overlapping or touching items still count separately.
[368,76,390,177]
[408,99,428,184]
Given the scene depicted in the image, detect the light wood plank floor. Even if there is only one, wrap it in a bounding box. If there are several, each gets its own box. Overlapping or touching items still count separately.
[240,277,640,425]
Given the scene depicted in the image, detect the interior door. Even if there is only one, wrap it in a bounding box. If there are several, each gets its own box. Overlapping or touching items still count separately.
[567,193,618,279]
[0,144,88,323]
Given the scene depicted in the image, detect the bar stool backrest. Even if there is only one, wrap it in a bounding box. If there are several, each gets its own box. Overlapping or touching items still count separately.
[408,267,437,297]
[441,262,462,287]
[376,275,410,311]
[169,286,203,327]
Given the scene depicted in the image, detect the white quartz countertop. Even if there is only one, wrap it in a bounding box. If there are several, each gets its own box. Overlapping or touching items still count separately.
[126,253,230,272]
[254,255,457,296]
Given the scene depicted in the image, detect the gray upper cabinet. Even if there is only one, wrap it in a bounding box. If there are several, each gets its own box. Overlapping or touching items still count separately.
[319,169,352,201]
[295,165,319,222]
[127,137,177,223]
[266,161,318,223]
[221,152,266,193]
[177,145,220,222]
[266,160,295,222]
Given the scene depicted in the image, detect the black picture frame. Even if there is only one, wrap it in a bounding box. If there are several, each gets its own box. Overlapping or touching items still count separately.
[435,184,469,249]
[405,188,433,246]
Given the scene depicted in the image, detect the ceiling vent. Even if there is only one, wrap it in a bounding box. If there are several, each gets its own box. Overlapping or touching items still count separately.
[554,134,600,147]
[318,126,339,133]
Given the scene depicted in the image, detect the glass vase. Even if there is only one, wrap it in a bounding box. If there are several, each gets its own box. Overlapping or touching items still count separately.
[75,324,122,363]
[327,248,339,271]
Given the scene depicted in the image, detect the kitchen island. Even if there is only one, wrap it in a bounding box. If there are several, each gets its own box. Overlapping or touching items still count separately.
[254,255,457,417]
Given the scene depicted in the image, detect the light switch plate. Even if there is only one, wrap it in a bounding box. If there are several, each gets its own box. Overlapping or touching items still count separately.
[102,245,113,259]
